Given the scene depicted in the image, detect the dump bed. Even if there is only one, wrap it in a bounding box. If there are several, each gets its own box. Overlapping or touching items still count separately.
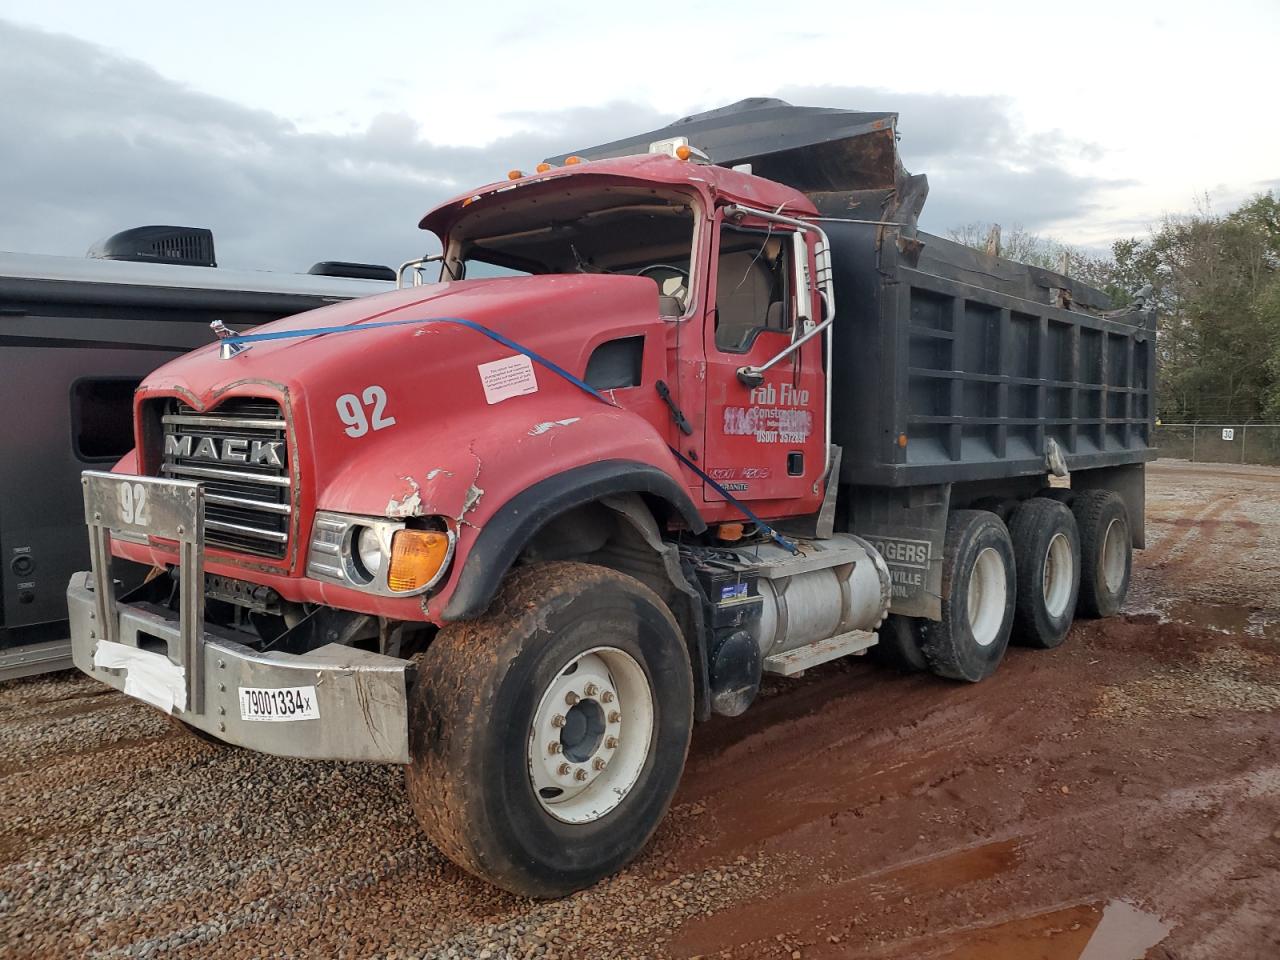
[827,221,1156,487]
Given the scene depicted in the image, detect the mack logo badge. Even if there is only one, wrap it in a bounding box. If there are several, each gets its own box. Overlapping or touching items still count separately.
[165,434,284,466]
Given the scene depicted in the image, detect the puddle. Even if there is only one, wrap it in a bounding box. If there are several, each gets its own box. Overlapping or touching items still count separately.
[939,899,1170,960]
[1079,900,1171,960]
[1152,599,1280,641]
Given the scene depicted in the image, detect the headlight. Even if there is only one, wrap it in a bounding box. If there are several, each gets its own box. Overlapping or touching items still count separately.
[356,526,385,579]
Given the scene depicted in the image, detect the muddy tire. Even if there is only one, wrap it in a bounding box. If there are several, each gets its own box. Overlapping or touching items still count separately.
[1072,490,1131,618]
[921,510,1016,682]
[1008,498,1081,649]
[406,561,693,898]
[871,614,929,673]
[1036,486,1077,507]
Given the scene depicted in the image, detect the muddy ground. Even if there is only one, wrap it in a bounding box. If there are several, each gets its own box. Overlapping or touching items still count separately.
[1,459,1278,959]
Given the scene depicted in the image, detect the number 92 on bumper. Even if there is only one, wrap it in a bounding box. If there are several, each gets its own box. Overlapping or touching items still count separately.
[239,686,320,722]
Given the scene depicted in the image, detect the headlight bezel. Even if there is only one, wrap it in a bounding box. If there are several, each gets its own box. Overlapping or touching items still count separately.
[306,511,455,597]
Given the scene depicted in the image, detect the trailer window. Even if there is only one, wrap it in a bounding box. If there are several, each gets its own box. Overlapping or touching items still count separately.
[714,226,792,353]
[71,378,138,461]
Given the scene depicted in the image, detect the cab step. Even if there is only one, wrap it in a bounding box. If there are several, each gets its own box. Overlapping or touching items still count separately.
[762,629,880,677]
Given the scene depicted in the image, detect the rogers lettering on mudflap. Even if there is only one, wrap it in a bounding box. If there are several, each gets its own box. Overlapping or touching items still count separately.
[65,98,1154,899]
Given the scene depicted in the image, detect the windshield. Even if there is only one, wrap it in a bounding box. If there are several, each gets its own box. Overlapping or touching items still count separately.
[443,186,697,316]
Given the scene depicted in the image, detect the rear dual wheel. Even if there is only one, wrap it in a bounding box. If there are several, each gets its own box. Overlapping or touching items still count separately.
[1072,490,1132,618]
[406,561,693,898]
[1008,498,1081,649]
[921,510,1017,682]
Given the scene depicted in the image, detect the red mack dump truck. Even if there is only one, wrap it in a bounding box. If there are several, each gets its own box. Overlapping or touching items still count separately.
[68,99,1155,897]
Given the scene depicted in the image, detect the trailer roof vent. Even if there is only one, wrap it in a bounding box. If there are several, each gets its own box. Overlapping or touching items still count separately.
[307,261,396,282]
[87,226,217,268]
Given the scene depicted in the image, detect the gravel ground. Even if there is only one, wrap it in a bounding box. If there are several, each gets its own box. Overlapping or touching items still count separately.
[2,459,1279,959]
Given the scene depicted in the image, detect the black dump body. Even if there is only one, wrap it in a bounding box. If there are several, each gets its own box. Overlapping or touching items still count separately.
[828,222,1155,486]
[563,98,1156,488]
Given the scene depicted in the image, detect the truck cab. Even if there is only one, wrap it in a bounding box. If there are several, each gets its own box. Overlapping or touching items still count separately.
[67,100,1154,898]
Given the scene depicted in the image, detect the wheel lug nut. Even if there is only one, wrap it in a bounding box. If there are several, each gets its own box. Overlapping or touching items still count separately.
[583,682,599,697]
[564,691,580,706]
[547,741,561,755]
[608,711,622,724]
[605,736,619,749]
[551,714,566,728]
[557,762,570,776]
[593,758,607,771]
[601,691,615,703]
[574,768,588,782]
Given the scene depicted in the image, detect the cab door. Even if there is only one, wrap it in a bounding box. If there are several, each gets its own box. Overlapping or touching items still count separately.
[700,212,826,506]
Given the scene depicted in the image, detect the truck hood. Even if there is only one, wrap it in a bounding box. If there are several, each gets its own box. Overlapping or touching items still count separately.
[134,271,681,593]
[145,273,661,385]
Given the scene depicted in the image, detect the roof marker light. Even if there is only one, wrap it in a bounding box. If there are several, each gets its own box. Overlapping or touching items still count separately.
[507,169,523,180]
[536,162,552,173]
[564,155,583,165]
[648,136,710,163]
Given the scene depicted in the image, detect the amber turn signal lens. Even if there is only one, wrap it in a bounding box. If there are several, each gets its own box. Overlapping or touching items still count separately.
[535,162,552,173]
[387,530,451,592]
[564,155,582,165]
[675,144,692,161]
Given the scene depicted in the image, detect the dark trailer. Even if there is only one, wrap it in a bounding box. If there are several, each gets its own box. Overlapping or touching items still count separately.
[561,99,1156,619]
[0,234,391,679]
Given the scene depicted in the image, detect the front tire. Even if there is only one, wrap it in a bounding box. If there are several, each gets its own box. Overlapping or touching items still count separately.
[921,510,1016,682]
[406,561,693,898]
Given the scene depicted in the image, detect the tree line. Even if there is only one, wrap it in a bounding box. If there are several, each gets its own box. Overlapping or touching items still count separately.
[948,192,1280,423]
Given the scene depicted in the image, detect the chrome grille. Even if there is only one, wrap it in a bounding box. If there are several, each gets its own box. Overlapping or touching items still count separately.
[160,398,291,558]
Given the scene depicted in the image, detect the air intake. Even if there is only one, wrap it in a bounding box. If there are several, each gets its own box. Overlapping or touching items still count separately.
[87,226,217,267]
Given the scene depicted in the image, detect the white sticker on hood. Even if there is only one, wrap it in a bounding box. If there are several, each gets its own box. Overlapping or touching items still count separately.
[478,354,538,404]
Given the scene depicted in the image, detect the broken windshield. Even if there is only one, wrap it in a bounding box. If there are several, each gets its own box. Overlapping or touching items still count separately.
[443,186,697,316]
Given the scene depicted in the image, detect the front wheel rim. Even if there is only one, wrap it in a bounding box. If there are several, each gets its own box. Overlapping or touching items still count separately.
[967,547,1007,647]
[1042,532,1074,619]
[528,646,654,824]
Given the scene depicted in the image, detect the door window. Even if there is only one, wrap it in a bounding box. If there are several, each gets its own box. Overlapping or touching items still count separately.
[714,227,792,353]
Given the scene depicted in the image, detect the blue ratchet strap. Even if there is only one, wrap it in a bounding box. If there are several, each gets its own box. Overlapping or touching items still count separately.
[225,317,799,553]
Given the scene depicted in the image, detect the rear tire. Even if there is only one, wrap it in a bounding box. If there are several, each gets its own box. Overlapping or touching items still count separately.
[406,561,693,898]
[1008,498,1081,648]
[1072,491,1132,618]
[921,511,1016,682]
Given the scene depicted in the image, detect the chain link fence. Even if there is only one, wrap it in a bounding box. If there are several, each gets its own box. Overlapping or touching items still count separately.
[1154,422,1280,466]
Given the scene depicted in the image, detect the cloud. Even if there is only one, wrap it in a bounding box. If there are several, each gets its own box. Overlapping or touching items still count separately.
[0,20,666,271]
[774,84,1126,235]
[0,20,1122,272]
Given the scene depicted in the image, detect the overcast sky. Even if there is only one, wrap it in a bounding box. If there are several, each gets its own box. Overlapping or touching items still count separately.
[1,1,1276,272]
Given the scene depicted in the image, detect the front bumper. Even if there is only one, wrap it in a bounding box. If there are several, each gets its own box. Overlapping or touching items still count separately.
[68,471,411,763]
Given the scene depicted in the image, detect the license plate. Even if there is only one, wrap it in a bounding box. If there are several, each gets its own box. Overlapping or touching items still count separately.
[238,685,320,722]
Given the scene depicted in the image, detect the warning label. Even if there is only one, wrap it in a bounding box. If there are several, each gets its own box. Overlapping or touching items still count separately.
[478,354,538,405]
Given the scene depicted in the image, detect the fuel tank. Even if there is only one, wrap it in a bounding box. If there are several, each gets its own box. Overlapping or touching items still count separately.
[747,533,892,658]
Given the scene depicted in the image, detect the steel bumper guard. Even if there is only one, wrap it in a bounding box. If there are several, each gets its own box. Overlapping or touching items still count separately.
[67,471,411,763]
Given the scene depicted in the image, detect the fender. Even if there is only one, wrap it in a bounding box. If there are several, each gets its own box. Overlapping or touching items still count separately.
[442,459,706,620]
